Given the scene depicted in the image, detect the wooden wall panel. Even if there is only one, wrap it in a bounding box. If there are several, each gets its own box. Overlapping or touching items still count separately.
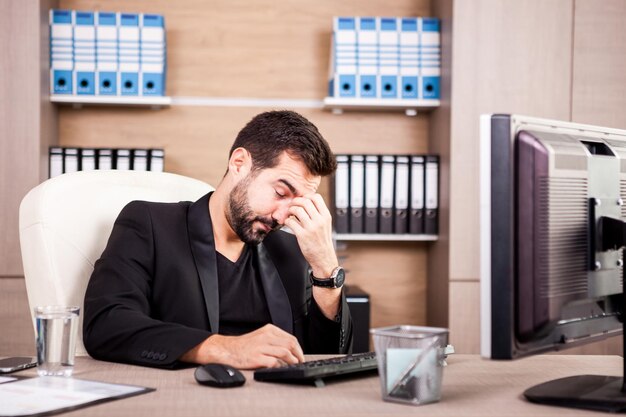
[0,0,58,276]
[59,108,429,187]
[60,0,429,99]
[449,0,574,282]
[572,0,626,129]
[0,278,36,356]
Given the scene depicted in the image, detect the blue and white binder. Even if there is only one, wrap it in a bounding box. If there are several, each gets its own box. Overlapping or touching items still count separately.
[356,17,378,98]
[400,18,419,99]
[74,11,96,95]
[116,149,131,170]
[96,12,118,95]
[49,147,64,178]
[378,18,399,99]
[419,18,441,100]
[50,10,74,94]
[97,149,113,170]
[119,13,140,95]
[140,14,166,96]
[330,17,357,98]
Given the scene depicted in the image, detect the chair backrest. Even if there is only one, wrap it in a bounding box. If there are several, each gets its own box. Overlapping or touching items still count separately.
[19,170,214,356]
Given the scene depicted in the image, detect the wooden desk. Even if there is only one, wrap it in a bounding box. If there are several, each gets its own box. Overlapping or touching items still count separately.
[16,354,623,416]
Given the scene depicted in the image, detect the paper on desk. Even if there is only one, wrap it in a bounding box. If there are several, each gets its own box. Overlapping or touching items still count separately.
[0,377,149,417]
[0,376,16,384]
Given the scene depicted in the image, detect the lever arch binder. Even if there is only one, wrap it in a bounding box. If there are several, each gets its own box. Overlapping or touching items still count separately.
[400,18,419,99]
[119,13,140,95]
[74,11,96,95]
[50,10,74,94]
[379,155,395,234]
[330,17,357,98]
[140,14,166,96]
[96,12,118,95]
[334,155,350,233]
[424,155,439,234]
[364,155,380,233]
[349,155,365,233]
[394,156,410,233]
[357,17,378,98]
[379,18,399,99]
[409,155,425,234]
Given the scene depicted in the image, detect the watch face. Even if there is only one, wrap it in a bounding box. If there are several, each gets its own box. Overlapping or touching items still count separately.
[334,268,345,288]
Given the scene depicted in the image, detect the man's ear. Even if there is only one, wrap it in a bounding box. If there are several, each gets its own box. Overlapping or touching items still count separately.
[227,147,252,178]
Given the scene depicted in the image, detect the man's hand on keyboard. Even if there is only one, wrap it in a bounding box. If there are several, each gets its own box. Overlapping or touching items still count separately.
[181,324,305,369]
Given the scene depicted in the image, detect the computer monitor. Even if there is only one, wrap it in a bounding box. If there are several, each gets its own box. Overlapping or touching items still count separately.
[480,114,626,412]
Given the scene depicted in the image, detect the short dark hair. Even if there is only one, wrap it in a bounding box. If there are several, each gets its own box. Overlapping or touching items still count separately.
[229,111,336,176]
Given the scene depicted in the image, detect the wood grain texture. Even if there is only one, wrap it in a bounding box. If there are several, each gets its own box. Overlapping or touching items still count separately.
[449,0,574,281]
[0,278,36,356]
[59,0,429,98]
[340,242,427,330]
[0,0,58,276]
[572,0,626,129]
[15,354,623,416]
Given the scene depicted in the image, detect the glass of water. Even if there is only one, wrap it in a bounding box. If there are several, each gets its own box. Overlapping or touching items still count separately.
[34,306,80,377]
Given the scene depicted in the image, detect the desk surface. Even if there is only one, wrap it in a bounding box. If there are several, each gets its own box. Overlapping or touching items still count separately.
[15,354,623,416]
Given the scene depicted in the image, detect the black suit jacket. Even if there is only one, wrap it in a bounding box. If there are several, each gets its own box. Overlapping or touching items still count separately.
[83,193,353,368]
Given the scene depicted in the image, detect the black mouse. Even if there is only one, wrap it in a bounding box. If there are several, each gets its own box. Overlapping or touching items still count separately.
[194,363,246,388]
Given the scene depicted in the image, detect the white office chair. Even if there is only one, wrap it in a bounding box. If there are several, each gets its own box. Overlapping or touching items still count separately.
[19,170,214,356]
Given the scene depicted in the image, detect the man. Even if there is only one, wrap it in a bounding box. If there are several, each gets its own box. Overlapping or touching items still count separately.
[83,110,352,369]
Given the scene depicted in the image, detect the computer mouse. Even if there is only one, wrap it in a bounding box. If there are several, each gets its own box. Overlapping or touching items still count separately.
[194,363,246,388]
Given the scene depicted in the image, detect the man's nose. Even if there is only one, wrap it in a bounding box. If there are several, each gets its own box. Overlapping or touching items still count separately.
[273,200,292,224]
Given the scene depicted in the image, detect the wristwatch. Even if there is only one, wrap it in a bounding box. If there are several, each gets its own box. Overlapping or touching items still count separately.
[309,266,345,289]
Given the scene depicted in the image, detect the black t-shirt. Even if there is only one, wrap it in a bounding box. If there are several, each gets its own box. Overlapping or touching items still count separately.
[216,245,272,336]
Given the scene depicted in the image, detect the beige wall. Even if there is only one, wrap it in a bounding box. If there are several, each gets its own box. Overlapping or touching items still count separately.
[447,0,626,354]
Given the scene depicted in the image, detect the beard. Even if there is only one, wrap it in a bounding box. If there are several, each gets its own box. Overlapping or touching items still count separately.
[226,173,280,244]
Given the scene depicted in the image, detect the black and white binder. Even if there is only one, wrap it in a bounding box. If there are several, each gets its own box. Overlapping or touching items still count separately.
[349,155,365,233]
[394,155,410,234]
[116,149,131,170]
[81,148,96,171]
[97,149,113,170]
[333,155,350,233]
[409,155,425,234]
[64,148,79,173]
[424,155,439,234]
[49,147,63,178]
[379,155,395,234]
[149,149,164,172]
[364,155,379,234]
[133,149,149,171]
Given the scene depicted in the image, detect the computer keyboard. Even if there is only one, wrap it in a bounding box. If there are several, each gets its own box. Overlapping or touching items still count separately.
[253,352,378,387]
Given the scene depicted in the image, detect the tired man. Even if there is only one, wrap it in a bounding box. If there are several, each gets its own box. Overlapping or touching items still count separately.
[83,110,352,369]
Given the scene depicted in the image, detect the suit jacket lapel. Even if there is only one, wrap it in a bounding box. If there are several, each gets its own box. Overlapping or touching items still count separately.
[187,193,220,334]
[256,243,293,333]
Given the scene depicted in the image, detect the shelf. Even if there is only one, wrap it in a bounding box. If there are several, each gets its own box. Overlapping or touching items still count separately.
[50,95,172,109]
[323,97,440,116]
[333,233,438,242]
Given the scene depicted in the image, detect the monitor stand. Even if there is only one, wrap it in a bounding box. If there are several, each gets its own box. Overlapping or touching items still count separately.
[524,214,626,412]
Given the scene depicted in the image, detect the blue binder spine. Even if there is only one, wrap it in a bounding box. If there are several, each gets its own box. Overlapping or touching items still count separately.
[119,13,140,95]
[73,11,96,95]
[400,18,419,99]
[356,17,378,98]
[140,14,166,96]
[96,12,118,95]
[419,18,441,100]
[330,17,357,98]
[49,9,74,94]
[378,18,399,99]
